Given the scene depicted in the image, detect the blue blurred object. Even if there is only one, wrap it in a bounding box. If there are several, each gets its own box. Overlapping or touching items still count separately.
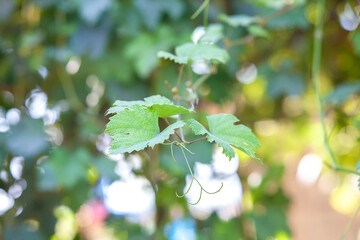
[164,218,197,240]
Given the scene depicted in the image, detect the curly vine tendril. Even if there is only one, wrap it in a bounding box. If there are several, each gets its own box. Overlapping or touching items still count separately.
[170,142,223,205]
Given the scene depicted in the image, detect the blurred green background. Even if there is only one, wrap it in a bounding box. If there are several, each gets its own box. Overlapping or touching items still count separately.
[0,0,360,239]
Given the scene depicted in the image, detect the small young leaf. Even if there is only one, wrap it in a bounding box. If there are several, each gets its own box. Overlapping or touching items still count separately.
[176,43,229,64]
[105,105,185,154]
[157,51,188,64]
[219,14,260,27]
[107,95,194,117]
[188,114,261,162]
[158,43,230,64]
[199,24,224,43]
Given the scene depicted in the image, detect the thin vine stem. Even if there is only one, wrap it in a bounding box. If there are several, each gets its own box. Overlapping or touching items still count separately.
[341,200,360,240]
[324,162,360,176]
[56,63,85,112]
[203,0,209,27]
[163,118,184,142]
[193,73,211,89]
[191,0,210,26]
[311,0,360,176]
[176,65,184,91]
[176,99,186,142]
[55,11,85,112]
[186,136,207,145]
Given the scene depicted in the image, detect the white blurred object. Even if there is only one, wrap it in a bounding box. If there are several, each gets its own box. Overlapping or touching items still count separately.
[184,162,243,221]
[5,108,21,125]
[0,189,14,215]
[45,126,64,146]
[212,147,239,176]
[191,60,212,75]
[37,66,48,79]
[8,183,23,199]
[0,117,9,132]
[114,157,132,178]
[247,171,262,188]
[339,3,360,31]
[236,64,257,84]
[0,170,8,183]
[96,133,112,154]
[129,154,142,170]
[25,89,48,119]
[191,26,206,44]
[43,106,61,126]
[66,56,81,75]
[296,153,323,186]
[86,75,105,107]
[103,175,155,218]
[10,156,24,180]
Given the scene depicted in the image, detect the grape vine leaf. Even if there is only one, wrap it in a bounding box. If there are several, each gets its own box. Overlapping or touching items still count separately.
[158,42,229,64]
[199,23,224,43]
[157,51,188,64]
[107,95,193,117]
[105,105,185,154]
[188,114,261,162]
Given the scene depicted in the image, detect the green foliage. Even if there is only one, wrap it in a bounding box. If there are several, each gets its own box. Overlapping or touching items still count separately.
[124,25,183,78]
[253,208,291,239]
[0,117,50,160]
[105,105,185,154]
[37,148,90,190]
[219,14,260,27]
[188,114,261,161]
[266,7,309,29]
[3,0,359,239]
[107,95,193,117]
[135,0,185,29]
[351,31,360,56]
[248,25,270,38]
[325,81,360,105]
[260,62,305,98]
[158,42,230,64]
[199,24,224,43]
[4,223,45,240]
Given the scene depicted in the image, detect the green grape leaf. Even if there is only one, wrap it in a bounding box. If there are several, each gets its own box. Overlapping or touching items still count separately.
[176,43,229,63]
[219,14,260,27]
[107,100,145,114]
[107,95,193,117]
[199,23,224,43]
[188,114,261,162]
[145,95,195,117]
[158,43,229,64]
[157,51,188,64]
[105,105,185,154]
